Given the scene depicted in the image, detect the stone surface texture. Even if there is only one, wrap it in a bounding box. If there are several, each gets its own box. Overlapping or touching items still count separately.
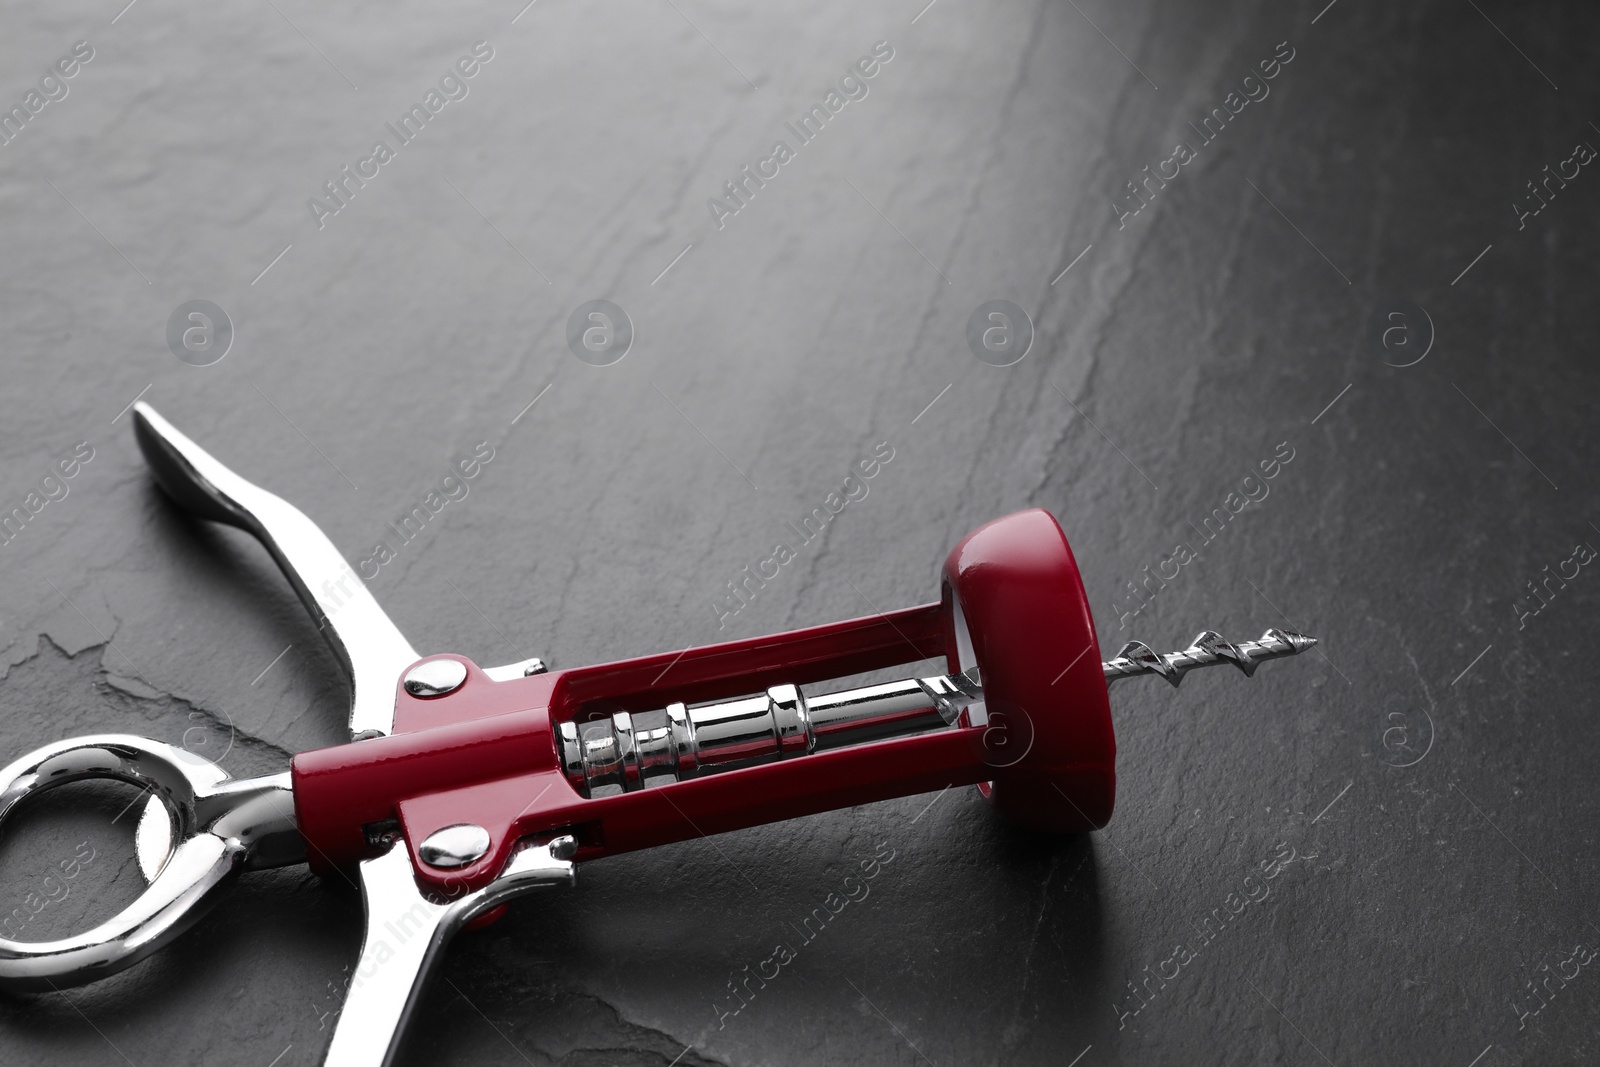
[0,1,1595,1064]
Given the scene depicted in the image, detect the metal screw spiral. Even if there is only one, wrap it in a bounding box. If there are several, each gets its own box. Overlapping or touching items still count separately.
[1101,628,1317,687]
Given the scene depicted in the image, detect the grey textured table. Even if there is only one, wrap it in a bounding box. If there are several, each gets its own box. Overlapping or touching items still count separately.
[1,1,1596,1064]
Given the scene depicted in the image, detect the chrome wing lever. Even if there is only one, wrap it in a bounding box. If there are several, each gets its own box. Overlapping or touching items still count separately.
[133,403,418,739]
[325,837,577,1067]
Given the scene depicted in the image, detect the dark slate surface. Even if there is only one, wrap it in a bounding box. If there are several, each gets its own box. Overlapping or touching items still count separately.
[1,1,1596,1064]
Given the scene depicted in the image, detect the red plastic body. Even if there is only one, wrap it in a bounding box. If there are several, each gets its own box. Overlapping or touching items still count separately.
[289,509,1115,894]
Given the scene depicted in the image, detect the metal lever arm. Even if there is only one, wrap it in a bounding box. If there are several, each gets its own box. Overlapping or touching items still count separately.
[324,836,577,1067]
[132,403,418,738]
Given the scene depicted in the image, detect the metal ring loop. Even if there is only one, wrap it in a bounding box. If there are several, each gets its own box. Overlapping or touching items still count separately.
[0,735,296,990]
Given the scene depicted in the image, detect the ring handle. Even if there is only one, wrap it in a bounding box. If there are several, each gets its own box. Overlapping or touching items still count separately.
[0,735,300,990]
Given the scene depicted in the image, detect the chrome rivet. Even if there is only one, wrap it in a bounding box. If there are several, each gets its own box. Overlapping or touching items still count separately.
[403,658,468,697]
[419,824,491,869]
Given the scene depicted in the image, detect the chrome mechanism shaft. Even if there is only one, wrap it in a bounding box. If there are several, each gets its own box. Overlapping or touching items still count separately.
[1102,628,1316,687]
[559,628,1317,797]
[559,669,983,796]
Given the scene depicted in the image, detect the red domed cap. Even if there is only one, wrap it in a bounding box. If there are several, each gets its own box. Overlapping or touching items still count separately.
[940,509,1115,831]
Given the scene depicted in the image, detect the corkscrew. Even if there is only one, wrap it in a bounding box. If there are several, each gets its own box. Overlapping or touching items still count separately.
[0,404,1317,1066]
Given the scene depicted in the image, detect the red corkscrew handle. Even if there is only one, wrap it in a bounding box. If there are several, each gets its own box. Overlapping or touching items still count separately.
[291,509,1116,893]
